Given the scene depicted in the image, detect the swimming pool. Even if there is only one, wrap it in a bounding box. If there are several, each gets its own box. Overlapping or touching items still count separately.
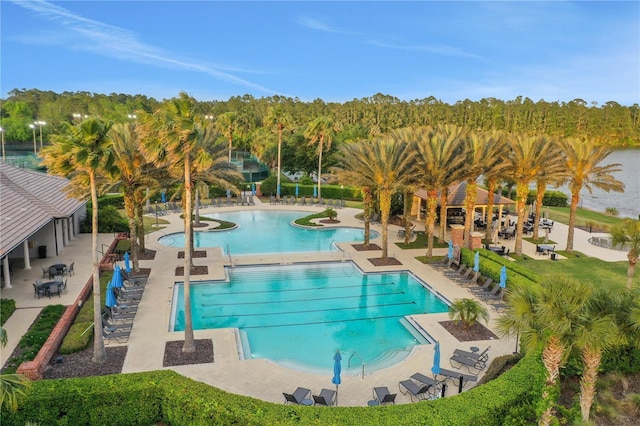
[158,210,377,255]
[171,262,449,372]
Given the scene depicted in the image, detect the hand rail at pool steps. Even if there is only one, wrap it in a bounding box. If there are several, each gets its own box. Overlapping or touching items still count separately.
[348,351,365,379]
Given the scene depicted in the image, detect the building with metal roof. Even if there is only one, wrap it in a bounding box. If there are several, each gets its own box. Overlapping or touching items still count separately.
[1,162,86,288]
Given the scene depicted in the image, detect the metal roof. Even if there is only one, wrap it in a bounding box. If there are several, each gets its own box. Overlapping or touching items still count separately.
[414,181,515,206]
[0,162,85,257]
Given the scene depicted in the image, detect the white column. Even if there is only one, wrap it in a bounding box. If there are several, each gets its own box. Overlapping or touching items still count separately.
[23,240,31,270]
[3,257,12,288]
[67,217,73,240]
[62,219,69,246]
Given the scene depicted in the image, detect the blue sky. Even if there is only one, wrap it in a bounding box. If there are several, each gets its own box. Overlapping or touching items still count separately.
[2,1,638,105]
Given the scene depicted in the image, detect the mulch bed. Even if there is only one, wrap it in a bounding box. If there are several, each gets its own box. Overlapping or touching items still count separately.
[42,346,128,379]
[128,267,151,278]
[352,243,382,251]
[178,250,207,259]
[138,249,156,261]
[193,222,210,228]
[368,257,403,266]
[163,339,213,367]
[439,320,499,342]
[319,219,340,224]
[175,265,208,276]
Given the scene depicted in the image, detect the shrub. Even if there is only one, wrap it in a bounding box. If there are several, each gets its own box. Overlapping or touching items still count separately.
[525,190,568,207]
[1,299,16,325]
[80,205,128,233]
[605,207,620,216]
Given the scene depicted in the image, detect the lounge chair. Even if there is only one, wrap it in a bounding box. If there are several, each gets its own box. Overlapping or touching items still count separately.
[103,307,136,323]
[492,302,508,313]
[102,317,132,332]
[453,268,476,284]
[468,277,493,294]
[453,346,491,365]
[373,386,396,405]
[283,387,311,405]
[312,388,336,406]
[479,287,504,303]
[398,380,432,402]
[434,367,478,390]
[443,264,466,277]
[449,354,485,374]
[103,327,130,344]
[248,195,255,205]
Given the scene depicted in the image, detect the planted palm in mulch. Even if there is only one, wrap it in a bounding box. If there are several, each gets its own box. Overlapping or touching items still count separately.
[163,339,213,367]
[368,257,403,266]
[175,265,208,276]
[440,320,498,342]
[352,243,382,251]
[178,250,207,259]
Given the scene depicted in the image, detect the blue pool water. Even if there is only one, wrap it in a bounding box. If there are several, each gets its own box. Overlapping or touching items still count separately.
[171,262,449,372]
[159,210,376,255]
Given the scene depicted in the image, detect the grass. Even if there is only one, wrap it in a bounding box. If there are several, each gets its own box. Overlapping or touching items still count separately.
[524,237,558,245]
[293,209,334,226]
[396,231,448,250]
[546,206,628,230]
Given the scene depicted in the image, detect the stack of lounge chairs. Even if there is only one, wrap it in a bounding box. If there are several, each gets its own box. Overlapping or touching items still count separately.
[101,271,148,344]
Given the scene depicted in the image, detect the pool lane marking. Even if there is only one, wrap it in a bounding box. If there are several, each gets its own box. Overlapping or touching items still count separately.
[200,291,405,307]
[198,281,396,297]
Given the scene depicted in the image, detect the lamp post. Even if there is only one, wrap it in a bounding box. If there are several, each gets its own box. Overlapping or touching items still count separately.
[340,185,344,203]
[0,126,5,161]
[29,124,37,154]
[33,121,46,150]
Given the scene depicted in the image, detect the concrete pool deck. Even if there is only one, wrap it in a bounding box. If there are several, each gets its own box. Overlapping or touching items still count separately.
[0,197,629,406]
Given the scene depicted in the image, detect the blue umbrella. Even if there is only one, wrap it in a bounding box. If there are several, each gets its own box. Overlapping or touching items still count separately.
[252,183,256,195]
[447,240,453,259]
[431,341,441,376]
[124,252,131,274]
[161,191,166,203]
[313,185,317,198]
[110,265,124,289]
[277,183,281,198]
[332,351,342,405]
[473,251,480,272]
[499,265,507,288]
[105,285,117,308]
[295,183,299,197]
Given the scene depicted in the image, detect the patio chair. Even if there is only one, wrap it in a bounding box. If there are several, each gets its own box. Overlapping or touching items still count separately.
[312,388,336,406]
[398,380,432,402]
[410,373,444,395]
[283,387,311,405]
[33,282,47,299]
[453,346,491,365]
[373,386,396,405]
[59,278,68,294]
[47,283,61,298]
[40,265,48,278]
[64,262,75,276]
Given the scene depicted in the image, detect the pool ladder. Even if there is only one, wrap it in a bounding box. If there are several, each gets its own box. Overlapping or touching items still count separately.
[348,351,365,379]
[226,244,233,267]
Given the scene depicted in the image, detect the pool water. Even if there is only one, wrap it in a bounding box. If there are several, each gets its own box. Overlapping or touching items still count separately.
[158,210,377,255]
[171,262,449,372]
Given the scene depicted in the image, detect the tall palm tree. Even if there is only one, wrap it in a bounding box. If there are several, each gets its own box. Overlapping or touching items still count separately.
[503,134,563,255]
[107,122,158,272]
[304,116,338,199]
[215,111,238,163]
[559,137,624,253]
[334,135,414,259]
[264,105,294,201]
[41,117,115,363]
[138,92,214,353]
[497,277,587,426]
[413,125,465,257]
[611,219,640,289]
[460,130,506,249]
[0,326,30,412]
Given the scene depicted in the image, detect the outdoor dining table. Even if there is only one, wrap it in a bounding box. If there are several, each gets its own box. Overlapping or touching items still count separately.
[538,244,555,254]
[49,264,66,277]
[487,246,505,256]
[39,281,61,298]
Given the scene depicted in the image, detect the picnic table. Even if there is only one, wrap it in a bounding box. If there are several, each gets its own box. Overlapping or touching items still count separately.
[48,264,66,278]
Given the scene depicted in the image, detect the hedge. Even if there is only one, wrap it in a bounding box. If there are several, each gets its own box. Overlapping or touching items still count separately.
[3,352,545,425]
[459,248,538,290]
[524,190,568,207]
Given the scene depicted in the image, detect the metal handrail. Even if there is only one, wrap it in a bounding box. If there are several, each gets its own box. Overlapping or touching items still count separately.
[226,244,232,266]
[348,351,365,379]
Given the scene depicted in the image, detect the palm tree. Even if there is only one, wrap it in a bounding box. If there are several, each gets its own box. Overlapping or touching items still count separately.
[264,105,294,201]
[497,277,587,425]
[611,219,640,289]
[138,92,215,353]
[448,298,489,329]
[574,287,620,422]
[304,116,338,199]
[558,137,624,252]
[413,125,465,257]
[460,130,507,249]
[107,122,158,272]
[214,111,238,163]
[0,326,30,412]
[503,134,563,255]
[334,135,413,259]
[40,117,115,364]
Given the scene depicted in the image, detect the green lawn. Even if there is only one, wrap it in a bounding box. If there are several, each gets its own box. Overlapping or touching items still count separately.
[546,206,627,230]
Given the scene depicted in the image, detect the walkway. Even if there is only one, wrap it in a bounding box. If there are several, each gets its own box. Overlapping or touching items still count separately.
[0,199,628,406]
